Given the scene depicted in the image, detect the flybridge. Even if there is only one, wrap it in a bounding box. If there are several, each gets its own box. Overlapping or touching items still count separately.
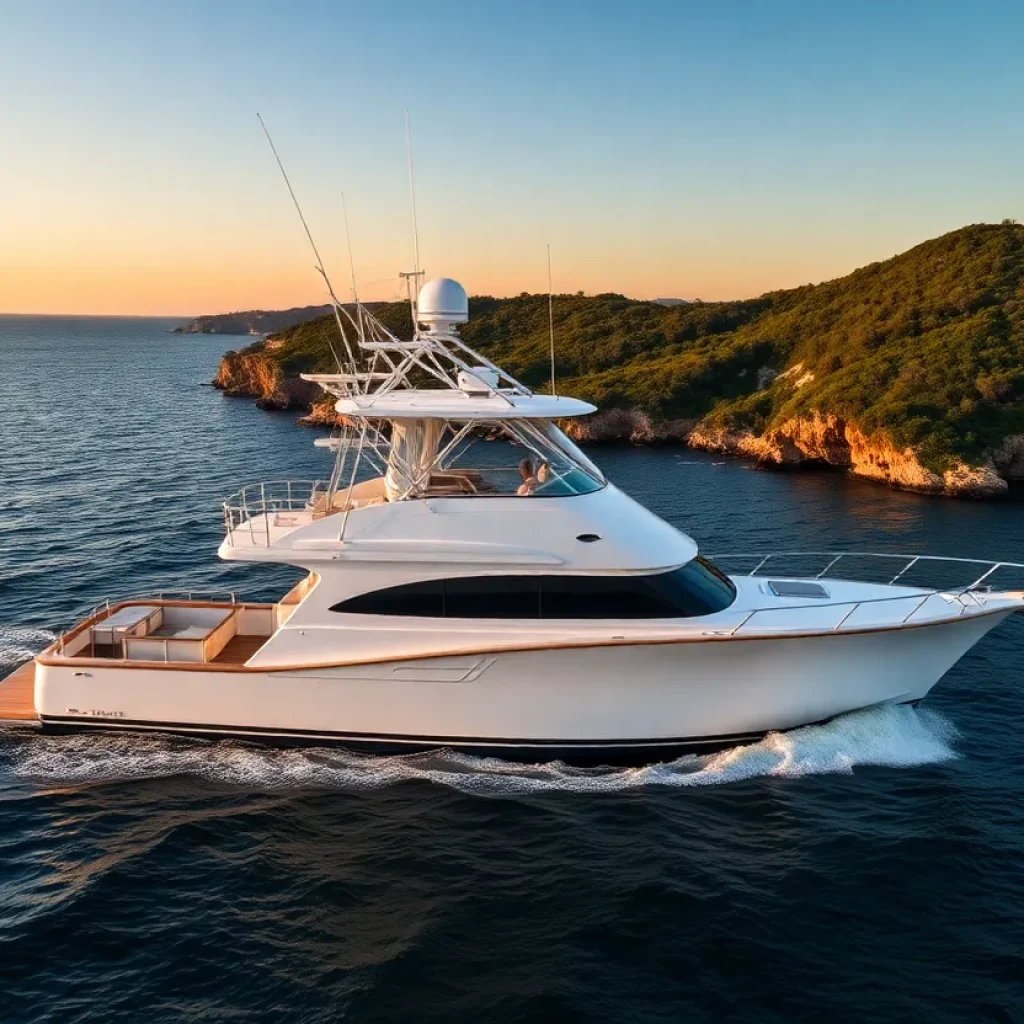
[216,274,607,548]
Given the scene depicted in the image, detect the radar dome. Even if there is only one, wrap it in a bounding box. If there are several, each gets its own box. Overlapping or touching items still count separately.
[417,277,468,329]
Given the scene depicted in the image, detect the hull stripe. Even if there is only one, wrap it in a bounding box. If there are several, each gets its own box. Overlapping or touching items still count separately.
[40,714,767,750]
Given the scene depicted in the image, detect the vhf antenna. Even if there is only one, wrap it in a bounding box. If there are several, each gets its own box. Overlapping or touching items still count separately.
[547,244,557,398]
[256,112,354,374]
[340,192,366,348]
[403,109,424,331]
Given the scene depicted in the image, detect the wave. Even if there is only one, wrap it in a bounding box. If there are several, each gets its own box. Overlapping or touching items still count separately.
[0,704,957,796]
[0,627,57,667]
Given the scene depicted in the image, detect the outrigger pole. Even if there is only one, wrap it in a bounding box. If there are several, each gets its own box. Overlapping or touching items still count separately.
[255,112,354,377]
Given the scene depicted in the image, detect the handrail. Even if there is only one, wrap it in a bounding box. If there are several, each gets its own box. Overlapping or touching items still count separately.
[222,480,326,547]
[719,584,993,637]
[708,551,1024,636]
[710,551,1024,590]
[222,479,324,512]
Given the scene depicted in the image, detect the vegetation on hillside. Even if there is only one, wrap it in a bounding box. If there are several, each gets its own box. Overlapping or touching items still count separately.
[255,223,1024,471]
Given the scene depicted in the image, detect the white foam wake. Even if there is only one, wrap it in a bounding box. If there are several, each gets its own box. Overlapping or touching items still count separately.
[0,704,957,796]
[0,627,57,667]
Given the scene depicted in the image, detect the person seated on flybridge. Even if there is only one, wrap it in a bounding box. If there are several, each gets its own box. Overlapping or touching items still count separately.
[517,459,551,496]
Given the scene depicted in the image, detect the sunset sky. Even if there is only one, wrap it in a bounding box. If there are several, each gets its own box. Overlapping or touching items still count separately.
[2,0,1023,316]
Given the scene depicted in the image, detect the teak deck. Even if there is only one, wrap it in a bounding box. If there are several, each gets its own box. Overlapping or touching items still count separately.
[213,635,267,665]
[0,661,39,722]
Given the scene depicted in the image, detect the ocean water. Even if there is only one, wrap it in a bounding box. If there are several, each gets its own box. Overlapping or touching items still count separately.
[1,315,1023,1022]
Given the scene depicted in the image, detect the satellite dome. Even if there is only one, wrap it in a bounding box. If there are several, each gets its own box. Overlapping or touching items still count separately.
[417,277,468,329]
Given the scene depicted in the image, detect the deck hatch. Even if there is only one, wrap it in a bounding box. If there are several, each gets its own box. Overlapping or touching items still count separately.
[768,580,830,599]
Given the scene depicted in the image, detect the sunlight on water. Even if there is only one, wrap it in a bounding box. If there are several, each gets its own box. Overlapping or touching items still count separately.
[0,628,56,667]
[0,705,957,797]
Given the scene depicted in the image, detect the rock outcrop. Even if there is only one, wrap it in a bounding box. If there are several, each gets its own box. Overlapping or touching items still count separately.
[213,350,320,410]
[296,397,347,428]
[991,435,1024,480]
[689,412,1010,497]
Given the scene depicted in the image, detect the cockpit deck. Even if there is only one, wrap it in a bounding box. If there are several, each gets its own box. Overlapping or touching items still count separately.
[76,633,265,665]
[41,576,317,669]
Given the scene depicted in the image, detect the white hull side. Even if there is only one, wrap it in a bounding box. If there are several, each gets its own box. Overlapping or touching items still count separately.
[35,611,1010,753]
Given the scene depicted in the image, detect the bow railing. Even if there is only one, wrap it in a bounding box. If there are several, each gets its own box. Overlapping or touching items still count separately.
[707,552,1024,636]
[711,551,1024,590]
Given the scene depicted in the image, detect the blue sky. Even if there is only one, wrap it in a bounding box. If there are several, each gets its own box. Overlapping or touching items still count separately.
[1,0,1022,313]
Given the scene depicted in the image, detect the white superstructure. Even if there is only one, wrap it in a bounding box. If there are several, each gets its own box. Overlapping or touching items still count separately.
[12,277,1024,763]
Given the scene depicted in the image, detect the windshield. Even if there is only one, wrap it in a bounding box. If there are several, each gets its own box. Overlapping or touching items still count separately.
[375,417,605,499]
[435,419,604,498]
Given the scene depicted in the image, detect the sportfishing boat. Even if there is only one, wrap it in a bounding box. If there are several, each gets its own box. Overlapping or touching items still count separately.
[2,275,1022,763]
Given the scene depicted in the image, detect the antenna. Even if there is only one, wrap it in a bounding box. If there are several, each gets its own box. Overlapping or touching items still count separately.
[256,113,353,373]
[547,244,557,398]
[405,109,422,283]
[399,270,420,332]
[340,192,366,347]
[403,109,425,333]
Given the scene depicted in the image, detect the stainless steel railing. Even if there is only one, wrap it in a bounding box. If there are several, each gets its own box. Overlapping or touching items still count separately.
[708,551,1024,636]
[222,480,326,547]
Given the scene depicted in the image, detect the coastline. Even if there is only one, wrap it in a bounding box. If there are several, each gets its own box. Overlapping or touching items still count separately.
[211,356,1023,499]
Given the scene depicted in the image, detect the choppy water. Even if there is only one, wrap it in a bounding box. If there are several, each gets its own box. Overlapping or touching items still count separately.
[1,315,1022,1021]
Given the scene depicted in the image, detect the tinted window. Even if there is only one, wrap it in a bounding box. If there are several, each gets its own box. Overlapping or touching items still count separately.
[444,576,540,618]
[338,578,444,616]
[331,558,736,619]
[539,575,678,618]
[645,557,738,617]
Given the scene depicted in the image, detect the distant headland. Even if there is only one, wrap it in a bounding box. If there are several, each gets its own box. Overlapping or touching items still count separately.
[203,223,1024,498]
[174,305,331,336]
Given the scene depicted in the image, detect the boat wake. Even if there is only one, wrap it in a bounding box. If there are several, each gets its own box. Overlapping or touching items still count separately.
[0,627,56,667]
[0,704,958,796]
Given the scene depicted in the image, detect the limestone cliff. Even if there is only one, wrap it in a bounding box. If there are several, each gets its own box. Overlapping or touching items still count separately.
[213,350,320,410]
[296,396,347,428]
[688,412,1017,497]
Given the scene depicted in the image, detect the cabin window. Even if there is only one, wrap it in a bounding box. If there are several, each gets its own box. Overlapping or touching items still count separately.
[339,578,445,617]
[330,558,736,619]
[443,576,541,618]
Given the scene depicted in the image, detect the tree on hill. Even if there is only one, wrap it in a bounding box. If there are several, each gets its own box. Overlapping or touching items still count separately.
[259,223,1024,471]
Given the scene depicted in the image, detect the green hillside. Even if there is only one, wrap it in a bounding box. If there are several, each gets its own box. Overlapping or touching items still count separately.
[256,223,1024,471]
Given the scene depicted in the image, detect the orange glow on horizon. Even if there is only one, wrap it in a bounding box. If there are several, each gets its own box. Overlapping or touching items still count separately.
[0,241,901,317]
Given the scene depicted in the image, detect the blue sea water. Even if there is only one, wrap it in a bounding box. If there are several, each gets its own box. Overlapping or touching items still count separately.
[0,315,1023,1022]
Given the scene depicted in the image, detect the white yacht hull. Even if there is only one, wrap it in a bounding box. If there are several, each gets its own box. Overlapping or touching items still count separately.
[34,608,1013,763]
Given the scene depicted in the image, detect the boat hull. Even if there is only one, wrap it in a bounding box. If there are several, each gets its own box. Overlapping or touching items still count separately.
[35,610,1012,764]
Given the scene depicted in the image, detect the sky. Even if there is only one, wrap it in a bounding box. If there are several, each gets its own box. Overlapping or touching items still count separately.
[1,0,1023,316]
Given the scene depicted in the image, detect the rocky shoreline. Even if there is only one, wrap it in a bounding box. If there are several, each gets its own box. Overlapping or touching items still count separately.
[687,414,1023,498]
[213,349,322,410]
[213,351,1023,498]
